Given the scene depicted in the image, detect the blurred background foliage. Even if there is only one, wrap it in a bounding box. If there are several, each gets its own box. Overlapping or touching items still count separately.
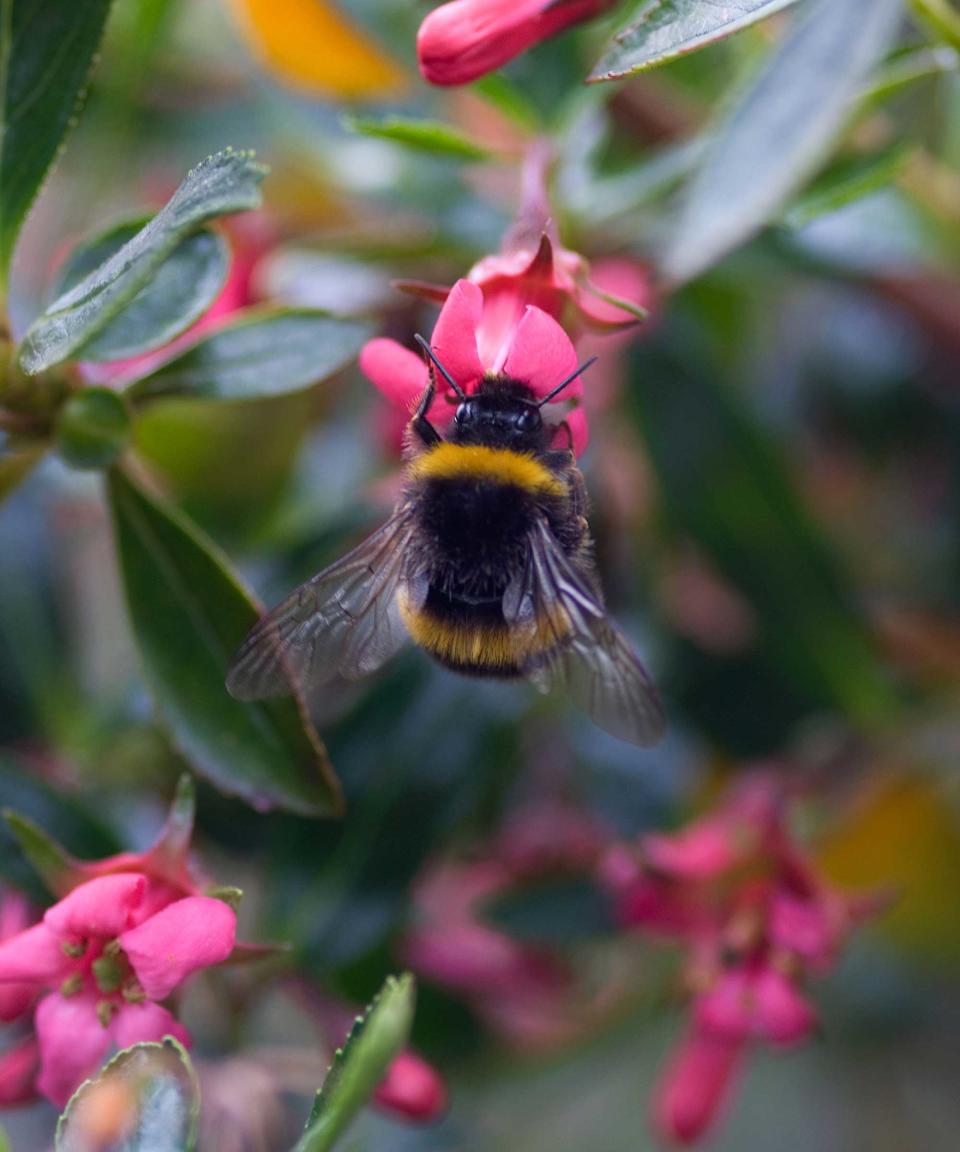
[2,0,960,1148]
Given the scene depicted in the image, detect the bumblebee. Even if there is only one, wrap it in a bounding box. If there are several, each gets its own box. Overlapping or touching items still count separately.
[227,338,664,745]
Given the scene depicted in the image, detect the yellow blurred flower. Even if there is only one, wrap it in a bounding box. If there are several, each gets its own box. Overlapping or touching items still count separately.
[227,0,405,99]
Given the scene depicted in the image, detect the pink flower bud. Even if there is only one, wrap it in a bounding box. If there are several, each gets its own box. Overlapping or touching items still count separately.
[374,1050,448,1122]
[417,0,615,86]
[653,1028,744,1146]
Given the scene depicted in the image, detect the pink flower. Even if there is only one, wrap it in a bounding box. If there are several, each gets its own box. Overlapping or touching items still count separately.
[0,1036,40,1107]
[373,1050,448,1121]
[607,769,887,1145]
[417,0,616,86]
[0,890,39,1023]
[0,873,236,1107]
[653,1028,743,1146]
[360,278,591,455]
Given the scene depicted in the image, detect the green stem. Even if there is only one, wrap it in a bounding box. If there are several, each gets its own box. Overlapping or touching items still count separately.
[910,0,960,50]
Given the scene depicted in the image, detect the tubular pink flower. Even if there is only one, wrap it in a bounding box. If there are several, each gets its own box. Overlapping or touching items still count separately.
[0,1036,40,1106]
[417,0,615,86]
[653,1027,744,1146]
[118,896,237,1000]
[374,1050,449,1122]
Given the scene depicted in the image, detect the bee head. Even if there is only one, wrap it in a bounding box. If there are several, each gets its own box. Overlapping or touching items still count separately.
[450,379,545,447]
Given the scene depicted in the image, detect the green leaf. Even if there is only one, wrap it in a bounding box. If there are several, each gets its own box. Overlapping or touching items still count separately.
[589,0,802,82]
[0,440,45,502]
[126,309,374,404]
[295,974,416,1152]
[781,143,912,229]
[0,1122,9,1152]
[344,115,493,161]
[862,43,960,105]
[3,809,77,896]
[51,220,229,363]
[628,344,896,726]
[0,0,115,285]
[483,876,619,944]
[107,465,343,817]
[18,148,266,374]
[659,0,904,285]
[56,1037,198,1152]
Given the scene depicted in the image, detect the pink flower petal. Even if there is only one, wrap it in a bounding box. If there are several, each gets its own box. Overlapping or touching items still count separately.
[0,980,38,1022]
[502,306,579,399]
[35,992,112,1108]
[0,1035,40,1106]
[0,922,67,986]
[374,1050,448,1121]
[769,891,843,969]
[44,873,147,940]
[696,967,816,1047]
[430,280,485,392]
[119,896,236,1000]
[549,405,589,457]
[359,339,428,409]
[652,1027,744,1146]
[111,1000,190,1050]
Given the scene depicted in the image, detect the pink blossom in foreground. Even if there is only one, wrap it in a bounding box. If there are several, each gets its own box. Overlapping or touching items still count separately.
[600,771,886,1146]
[417,0,616,86]
[0,873,236,1107]
[360,278,591,455]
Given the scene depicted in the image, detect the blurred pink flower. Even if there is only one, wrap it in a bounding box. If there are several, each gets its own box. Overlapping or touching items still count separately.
[373,1049,448,1121]
[0,873,236,1107]
[360,277,590,454]
[0,1036,40,1107]
[602,771,886,1146]
[402,803,624,1050]
[0,891,39,1024]
[417,0,615,85]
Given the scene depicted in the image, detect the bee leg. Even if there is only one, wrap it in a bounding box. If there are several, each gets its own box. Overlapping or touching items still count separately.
[412,379,442,446]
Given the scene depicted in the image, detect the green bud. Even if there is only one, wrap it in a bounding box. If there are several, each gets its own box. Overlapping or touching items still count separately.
[56,387,131,470]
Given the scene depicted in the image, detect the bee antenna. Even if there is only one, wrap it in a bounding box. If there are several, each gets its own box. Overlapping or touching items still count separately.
[537,356,598,408]
[414,334,468,401]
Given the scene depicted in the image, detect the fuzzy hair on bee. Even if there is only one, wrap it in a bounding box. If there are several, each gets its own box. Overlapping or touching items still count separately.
[227,339,664,746]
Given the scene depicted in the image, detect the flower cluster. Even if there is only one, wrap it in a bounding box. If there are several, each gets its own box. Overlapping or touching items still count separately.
[600,772,885,1145]
[417,0,616,86]
[0,786,237,1109]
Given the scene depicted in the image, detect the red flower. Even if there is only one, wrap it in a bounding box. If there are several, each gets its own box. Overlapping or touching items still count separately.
[0,874,236,1107]
[417,0,616,86]
[360,278,591,454]
[653,1027,743,1147]
[373,1049,448,1121]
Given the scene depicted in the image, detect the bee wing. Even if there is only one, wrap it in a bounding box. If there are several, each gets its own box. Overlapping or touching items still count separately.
[226,507,422,700]
[504,517,665,746]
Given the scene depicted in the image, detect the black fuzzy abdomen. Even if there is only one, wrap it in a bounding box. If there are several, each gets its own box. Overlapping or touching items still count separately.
[417,477,537,601]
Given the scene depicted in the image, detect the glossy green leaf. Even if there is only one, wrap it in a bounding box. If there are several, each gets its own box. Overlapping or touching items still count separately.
[660,0,904,285]
[51,221,229,362]
[107,466,343,816]
[589,0,802,82]
[628,344,896,726]
[344,115,493,160]
[56,1037,198,1152]
[0,0,114,284]
[782,143,912,229]
[295,974,415,1152]
[126,309,373,403]
[18,148,266,374]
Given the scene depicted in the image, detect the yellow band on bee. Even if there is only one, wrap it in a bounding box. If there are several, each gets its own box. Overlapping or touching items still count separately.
[397,588,572,670]
[408,444,566,498]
